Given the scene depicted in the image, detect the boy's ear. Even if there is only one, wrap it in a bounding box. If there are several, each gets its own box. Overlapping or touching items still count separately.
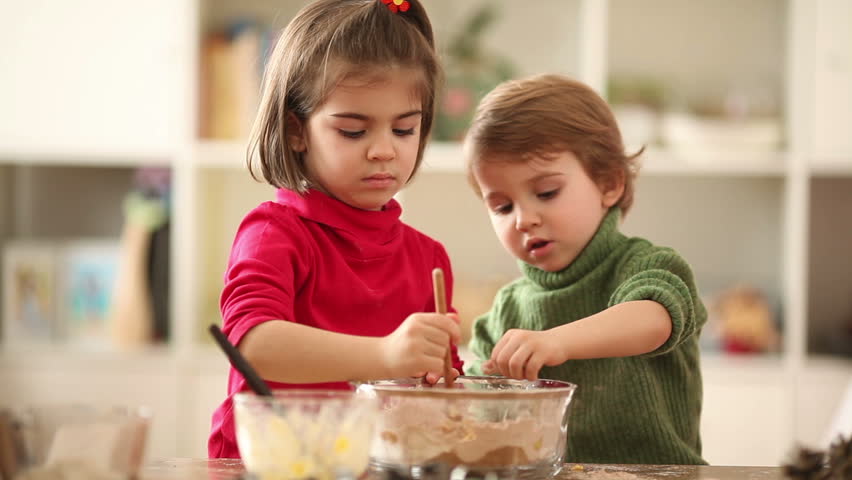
[600,170,625,208]
[286,113,307,152]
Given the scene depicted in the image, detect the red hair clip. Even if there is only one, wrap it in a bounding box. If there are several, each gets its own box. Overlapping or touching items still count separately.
[382,0,410,13]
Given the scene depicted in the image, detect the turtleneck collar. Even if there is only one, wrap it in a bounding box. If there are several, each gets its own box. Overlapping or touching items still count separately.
[275,188,402,244]
[521,207,626,289]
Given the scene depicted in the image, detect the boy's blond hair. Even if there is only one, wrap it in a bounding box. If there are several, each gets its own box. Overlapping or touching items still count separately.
[465,74,641,214]
[248,0,441,191]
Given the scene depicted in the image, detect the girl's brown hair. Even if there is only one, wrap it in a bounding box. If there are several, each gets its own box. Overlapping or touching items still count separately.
[464,74,641,215]
[248,0,440,191]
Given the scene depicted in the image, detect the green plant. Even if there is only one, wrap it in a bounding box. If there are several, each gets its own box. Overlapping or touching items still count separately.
[434,4,516,142]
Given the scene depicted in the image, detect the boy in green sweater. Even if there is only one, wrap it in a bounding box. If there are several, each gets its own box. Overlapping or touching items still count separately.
[464,74,707,465]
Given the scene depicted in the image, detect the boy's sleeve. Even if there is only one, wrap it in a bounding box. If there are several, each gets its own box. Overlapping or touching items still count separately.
[465,310,497,375]
[609,248,707,357]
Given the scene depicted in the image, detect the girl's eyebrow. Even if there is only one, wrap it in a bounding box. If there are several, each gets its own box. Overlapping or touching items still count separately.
[330,110,423,120]
[396,110,423,119]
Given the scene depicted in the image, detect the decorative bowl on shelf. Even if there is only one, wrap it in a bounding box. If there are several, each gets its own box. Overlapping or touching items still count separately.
[6,404,151,479]
[660,112,783,156]
[234,390,378,480]
[356,376,577,480]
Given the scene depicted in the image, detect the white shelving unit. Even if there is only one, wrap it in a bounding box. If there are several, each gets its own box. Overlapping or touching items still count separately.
[1,0,850,466]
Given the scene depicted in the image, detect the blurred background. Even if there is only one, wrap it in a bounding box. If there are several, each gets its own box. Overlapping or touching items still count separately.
[1,0,850,467]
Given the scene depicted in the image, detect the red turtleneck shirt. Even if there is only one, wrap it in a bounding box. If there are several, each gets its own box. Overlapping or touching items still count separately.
[208,188,463,458]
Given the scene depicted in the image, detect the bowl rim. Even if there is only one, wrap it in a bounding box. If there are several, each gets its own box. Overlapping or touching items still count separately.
[233,389,366,406]
[355,375,577,400]
[20,404,153,420]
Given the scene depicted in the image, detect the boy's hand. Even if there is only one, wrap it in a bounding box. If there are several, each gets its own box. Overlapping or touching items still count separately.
[482,328,565,380]
[379,312,460,379]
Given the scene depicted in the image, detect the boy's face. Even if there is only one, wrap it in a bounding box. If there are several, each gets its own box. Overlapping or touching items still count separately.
[472,151,622,272]
[292,67,423,211]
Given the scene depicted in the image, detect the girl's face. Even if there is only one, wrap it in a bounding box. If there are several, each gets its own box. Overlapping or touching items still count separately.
[293,67,423,211]
[472,151,623,272]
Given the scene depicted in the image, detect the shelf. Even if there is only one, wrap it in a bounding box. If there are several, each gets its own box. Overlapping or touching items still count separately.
[803,354,852,371]
[0,345,177,373]
[639,148,788,177]
[810,156,852,176]
[195,143,791,179]
[700,351,786,373]
[0,344,235,375]
[423,142,790,177]
[195,139,791,178]
[194,140,250,169]
[0,147,173,167]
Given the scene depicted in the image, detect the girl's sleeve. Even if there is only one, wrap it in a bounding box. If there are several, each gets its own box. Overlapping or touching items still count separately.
[219,206,309,348]
[609,247,707,357]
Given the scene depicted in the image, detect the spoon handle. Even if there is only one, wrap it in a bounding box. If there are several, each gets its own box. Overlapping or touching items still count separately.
[432,268,454,388]
[209,324,273,397]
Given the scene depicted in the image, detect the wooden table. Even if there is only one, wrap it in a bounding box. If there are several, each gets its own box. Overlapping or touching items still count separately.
[139,458,786,479]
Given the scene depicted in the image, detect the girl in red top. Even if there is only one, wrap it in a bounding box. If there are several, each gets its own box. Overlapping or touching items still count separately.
[209,0,463,459]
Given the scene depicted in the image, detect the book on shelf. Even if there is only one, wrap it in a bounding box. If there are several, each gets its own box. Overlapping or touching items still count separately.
[59,240,121,350]
[199,21,269,140]
[2,242,60,346]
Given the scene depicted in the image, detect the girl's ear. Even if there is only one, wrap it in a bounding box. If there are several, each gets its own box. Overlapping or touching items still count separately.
[600,170,625,208]
[286,113,307,152]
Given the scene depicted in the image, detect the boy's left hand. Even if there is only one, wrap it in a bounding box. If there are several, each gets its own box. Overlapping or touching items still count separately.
[482,329,565,380]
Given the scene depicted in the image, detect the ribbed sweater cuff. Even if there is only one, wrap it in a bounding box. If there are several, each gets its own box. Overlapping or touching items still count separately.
[610,269,694,356]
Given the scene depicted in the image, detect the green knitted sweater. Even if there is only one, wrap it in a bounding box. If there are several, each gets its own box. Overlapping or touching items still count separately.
[467,208,707,465]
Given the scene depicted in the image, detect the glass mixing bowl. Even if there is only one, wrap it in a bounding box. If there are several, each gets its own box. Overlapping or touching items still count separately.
[356,376,576,479]
[234,390,378,480]
[5,404,150,479]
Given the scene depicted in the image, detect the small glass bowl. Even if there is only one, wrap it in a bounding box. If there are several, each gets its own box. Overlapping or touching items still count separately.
[234,390,378,480]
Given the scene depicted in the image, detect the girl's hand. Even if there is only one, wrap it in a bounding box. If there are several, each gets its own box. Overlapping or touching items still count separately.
[423,368,460,385]
[482,328,565,380]
[379,312,460,379]
[422,312,462,384]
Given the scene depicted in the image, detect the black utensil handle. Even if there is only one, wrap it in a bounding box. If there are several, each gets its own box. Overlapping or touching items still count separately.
[208,324,273,397]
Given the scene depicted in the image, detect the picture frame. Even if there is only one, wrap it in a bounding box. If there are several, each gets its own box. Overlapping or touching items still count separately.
[57,240,121,349]
[2,242,60,347]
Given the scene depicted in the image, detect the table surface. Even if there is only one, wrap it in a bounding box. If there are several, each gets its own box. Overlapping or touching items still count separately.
[139,458,787,480]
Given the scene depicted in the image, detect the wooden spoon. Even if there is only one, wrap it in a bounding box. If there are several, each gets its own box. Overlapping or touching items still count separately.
[432,268,454,388]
